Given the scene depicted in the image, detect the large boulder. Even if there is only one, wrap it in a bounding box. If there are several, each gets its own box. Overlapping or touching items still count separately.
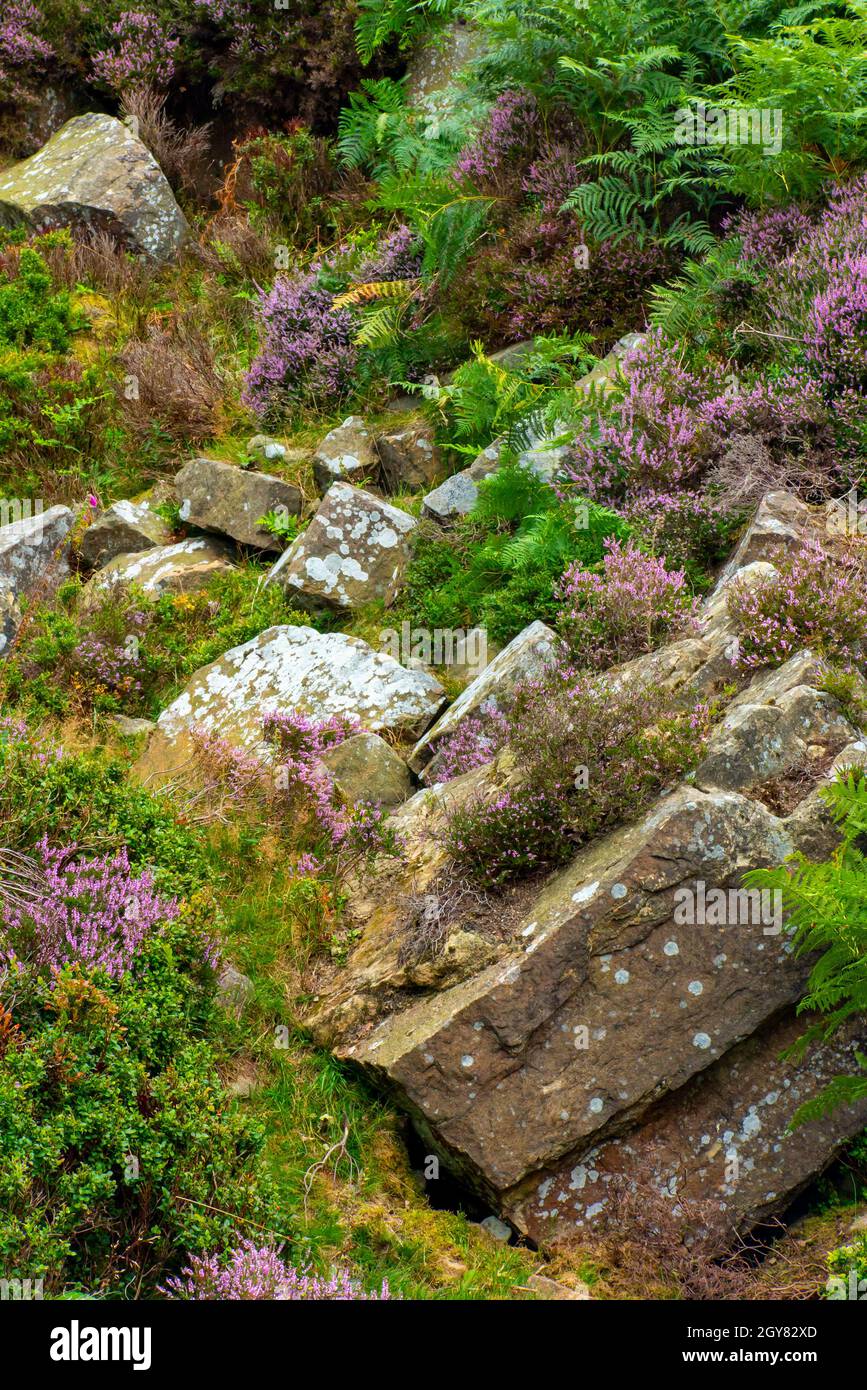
[79,499,171,569]
[0,114,189,263]
[175,457,302,553]
[0,504,76,655]
[312,417,380,494]
[89,538,236,598]
[267,483,417,613]
[506,1010,867,1251]
[136,625,445,783]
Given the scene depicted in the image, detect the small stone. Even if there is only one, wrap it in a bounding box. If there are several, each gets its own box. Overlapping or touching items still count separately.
[79,499,171,569]
[377,423,443,493]
[479,1215,513,1242]
[312,417,380,494]
[217,964,254,1019]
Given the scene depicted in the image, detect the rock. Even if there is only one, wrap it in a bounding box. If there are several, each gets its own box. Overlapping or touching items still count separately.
[267,483,417,613]
[109,714,156,738]
[226,1059,261,1099]
[338,785,817,1195]
[79,499,171,569]
[576,332,647,395]
[312,417,380,494]
[320,732,414,809]
[247,435,287,464]
[136,625,445,783]
[693,651,856,796]
[90,538,236,597]
[506,1011,867,1252]
[479,1215,512,1242]
[0,114,189,264]
[377,423,443,493]
[217,964,254,1019]
[405,20,490,111]
[408,930,499,988]
[0,504,76,655]
[175,457,301,552]
[711,490,813,596]
[421,469,480,523]
[410,620,558,774]
[526,1273,592,1301]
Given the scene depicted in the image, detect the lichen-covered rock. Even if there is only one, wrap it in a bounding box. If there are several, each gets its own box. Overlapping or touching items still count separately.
[175,457,301,552]
[312,417,380,494]
[711,489,813,596]
[267,483,417,613]
[246,435,287,464]
[377,423,443,493]
[506,1010,867,1251]
[0,505,76,655]
[320,732,415,809]
[89,538,236,597]
[410,620,558,774]
[0,114,189,263]
[79,499,171,569]
[421,469,480,523]
[136,625,445,783]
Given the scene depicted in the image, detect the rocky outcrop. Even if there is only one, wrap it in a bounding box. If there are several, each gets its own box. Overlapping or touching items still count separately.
[304,489,867,1251]
[0,505,77,655]
[0,114,189,263]
[267,483,417,613]
[79,499,171,569]
[136,625,445,784]
[175,457,301,552]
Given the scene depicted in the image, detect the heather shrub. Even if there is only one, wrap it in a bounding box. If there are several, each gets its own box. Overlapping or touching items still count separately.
[727,538,867,672]
[434,708,510,783]
[0,720,209,896]
[90,10,179,93]
[2,566,304,721]
[229,126,340,245]
[163,1239,392,1300]
[557,538,700,670]
[0,838,178,980]
[444,668,711,885]
[244,266,357,420]
[0,918,271,1294]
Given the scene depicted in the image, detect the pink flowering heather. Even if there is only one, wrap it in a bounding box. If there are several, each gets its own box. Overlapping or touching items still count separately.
[804,252,867,394]
[726,537,867,672]
[434,708,510,783]
[0,839,177,979]
[558,538,699,669]
[454,90,540,191]
[90,11,179,92]
[723,204,813,266]
[0,1,53,102]
[244,268,357,419]
[355,224,422,284]
[162,1240,393,1300]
